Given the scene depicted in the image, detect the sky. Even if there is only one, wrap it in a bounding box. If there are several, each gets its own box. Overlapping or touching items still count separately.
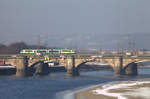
[0,0,150,50]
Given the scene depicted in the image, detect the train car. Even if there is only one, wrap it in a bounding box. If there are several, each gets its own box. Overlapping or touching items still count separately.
[20,49,37,55]
[36,49,49,55]
[60,49,75,54]
[20,49,76,55]
[49,49,76,54]
[48,49,61,54]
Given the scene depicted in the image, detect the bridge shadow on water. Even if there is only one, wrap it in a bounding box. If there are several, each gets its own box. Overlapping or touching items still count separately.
[0,68,16,76]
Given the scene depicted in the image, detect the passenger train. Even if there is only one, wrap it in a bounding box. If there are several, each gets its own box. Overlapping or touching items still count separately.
[20,49,76,55]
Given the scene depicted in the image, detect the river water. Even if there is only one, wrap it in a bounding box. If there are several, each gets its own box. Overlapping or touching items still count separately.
[0,68,150,99]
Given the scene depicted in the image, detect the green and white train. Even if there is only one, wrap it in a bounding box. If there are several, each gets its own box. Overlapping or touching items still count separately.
[20,49,76,55]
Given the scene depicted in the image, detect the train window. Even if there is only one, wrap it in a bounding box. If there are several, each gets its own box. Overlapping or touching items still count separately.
[37,51,47,53]
[50,51,59,52]
[25,50,33,52]
[61,50,71,52]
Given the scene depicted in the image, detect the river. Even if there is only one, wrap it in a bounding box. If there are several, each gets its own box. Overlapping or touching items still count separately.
[0,68,150,99]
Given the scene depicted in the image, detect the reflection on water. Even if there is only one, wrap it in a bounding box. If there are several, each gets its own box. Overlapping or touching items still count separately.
[0,67,149,99]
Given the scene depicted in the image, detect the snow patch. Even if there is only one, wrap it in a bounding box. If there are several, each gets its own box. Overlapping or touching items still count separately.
[92,81,150,99]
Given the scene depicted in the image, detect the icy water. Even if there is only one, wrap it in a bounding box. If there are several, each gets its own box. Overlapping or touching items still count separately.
[0,68,150,99]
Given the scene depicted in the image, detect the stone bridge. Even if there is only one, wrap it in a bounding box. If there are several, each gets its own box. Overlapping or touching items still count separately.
[60,55,150,76]
[0,55,150,77]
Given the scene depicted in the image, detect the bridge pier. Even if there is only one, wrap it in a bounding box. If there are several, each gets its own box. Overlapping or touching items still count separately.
[114,68,122,77]
[35,61,49,76]
[113,56,124,77]
[66,56,79,77]
[16,56,28,77]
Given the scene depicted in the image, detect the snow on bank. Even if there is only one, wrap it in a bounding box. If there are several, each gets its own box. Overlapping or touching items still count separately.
[92,81,150,99]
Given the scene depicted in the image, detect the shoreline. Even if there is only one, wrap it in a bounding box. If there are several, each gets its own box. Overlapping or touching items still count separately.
[57,81,129,99]
[57,80,121,99]
[56,83,106,99]
[75,80,150,99]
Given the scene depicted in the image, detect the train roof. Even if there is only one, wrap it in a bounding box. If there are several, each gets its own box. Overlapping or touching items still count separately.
[21,49,75,51]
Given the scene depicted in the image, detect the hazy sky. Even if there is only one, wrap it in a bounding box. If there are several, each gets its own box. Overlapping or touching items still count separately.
[0,0,150,50]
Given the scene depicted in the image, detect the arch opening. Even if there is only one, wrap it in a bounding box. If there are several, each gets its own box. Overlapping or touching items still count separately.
[76,60,113,72]
[28,61,49,76]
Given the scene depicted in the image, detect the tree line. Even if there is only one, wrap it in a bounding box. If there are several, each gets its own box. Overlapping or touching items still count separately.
[0,42,47,54]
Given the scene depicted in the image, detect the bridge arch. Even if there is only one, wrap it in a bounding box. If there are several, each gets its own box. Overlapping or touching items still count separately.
[122,59,150,76]
[30,60,45,68]
[75,59,114,71]
[123,59,150,69]
[123,62,138,76]
[28,60,49,76]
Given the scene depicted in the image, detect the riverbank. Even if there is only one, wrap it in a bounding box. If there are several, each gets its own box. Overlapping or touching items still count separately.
[75,80,150,99]
[59,84,103,99]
